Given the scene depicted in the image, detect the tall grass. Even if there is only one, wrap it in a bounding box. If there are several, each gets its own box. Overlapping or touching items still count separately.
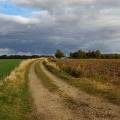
[0,59,21,80]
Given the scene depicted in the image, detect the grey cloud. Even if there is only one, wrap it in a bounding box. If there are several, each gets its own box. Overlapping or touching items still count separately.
[0,48,14,55]
[0,0,120,54]
[0,48,32,55]
[10,0,120,10]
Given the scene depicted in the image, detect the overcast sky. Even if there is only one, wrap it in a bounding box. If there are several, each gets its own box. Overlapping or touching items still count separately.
[0,0,120,55]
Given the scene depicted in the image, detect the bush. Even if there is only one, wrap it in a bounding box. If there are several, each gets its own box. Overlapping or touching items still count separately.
[63,67,84,78]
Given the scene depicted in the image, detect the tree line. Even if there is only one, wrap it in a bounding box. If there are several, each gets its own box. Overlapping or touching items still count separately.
[0,55,52,59]
[0,50,120,59]
[55,49,120,59]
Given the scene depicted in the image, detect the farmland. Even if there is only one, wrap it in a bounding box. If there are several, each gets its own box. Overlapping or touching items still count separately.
[45,58,120,105]
[0,58,120,120]
[55,59,120,85]
[0,59,21,80]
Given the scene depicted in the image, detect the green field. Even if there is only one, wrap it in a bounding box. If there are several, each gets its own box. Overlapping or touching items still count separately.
[0,59,21,80]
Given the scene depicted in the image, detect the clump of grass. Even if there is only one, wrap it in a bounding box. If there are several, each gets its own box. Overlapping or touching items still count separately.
[62,66,84,78]
[43,61,120,105]
[34,61,58,92]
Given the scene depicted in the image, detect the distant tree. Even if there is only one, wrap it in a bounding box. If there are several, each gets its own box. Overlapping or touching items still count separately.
[95,50,101,58]
[86,50,91,58]
[70,50,86,58]
[70,52,73,58]
[55,49,64,58]
[86,50,101,58]
[77,50,86,58]
[70,50,103,59]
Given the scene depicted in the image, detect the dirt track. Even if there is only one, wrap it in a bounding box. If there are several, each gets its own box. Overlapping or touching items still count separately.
[29,63,83,120]
[28,61,120,120]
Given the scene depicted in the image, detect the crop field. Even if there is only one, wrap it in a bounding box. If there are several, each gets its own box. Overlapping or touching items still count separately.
[0,59,21,80]
[55,59,120,85]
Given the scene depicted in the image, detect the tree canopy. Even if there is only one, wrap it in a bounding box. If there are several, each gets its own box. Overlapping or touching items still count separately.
[70,50,120,59]
[55,49,64,58]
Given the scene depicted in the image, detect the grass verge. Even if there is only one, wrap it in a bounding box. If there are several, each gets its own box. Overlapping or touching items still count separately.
[0,59,36,120]
[43,61,120,105]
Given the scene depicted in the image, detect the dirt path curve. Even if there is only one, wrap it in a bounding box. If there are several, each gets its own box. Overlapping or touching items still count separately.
[29,62,84,120]
[41,62,120,120]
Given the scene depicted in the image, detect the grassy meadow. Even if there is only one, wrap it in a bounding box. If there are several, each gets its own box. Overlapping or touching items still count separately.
[0,59,21,80]
[44,58,120,105]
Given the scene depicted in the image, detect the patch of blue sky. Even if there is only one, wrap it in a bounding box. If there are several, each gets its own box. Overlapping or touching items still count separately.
[0,1,40,16]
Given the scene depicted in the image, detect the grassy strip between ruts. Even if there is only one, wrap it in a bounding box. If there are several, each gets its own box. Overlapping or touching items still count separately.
[0,59,36,120]
[34,61,58,92]
[43,61,120,106]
